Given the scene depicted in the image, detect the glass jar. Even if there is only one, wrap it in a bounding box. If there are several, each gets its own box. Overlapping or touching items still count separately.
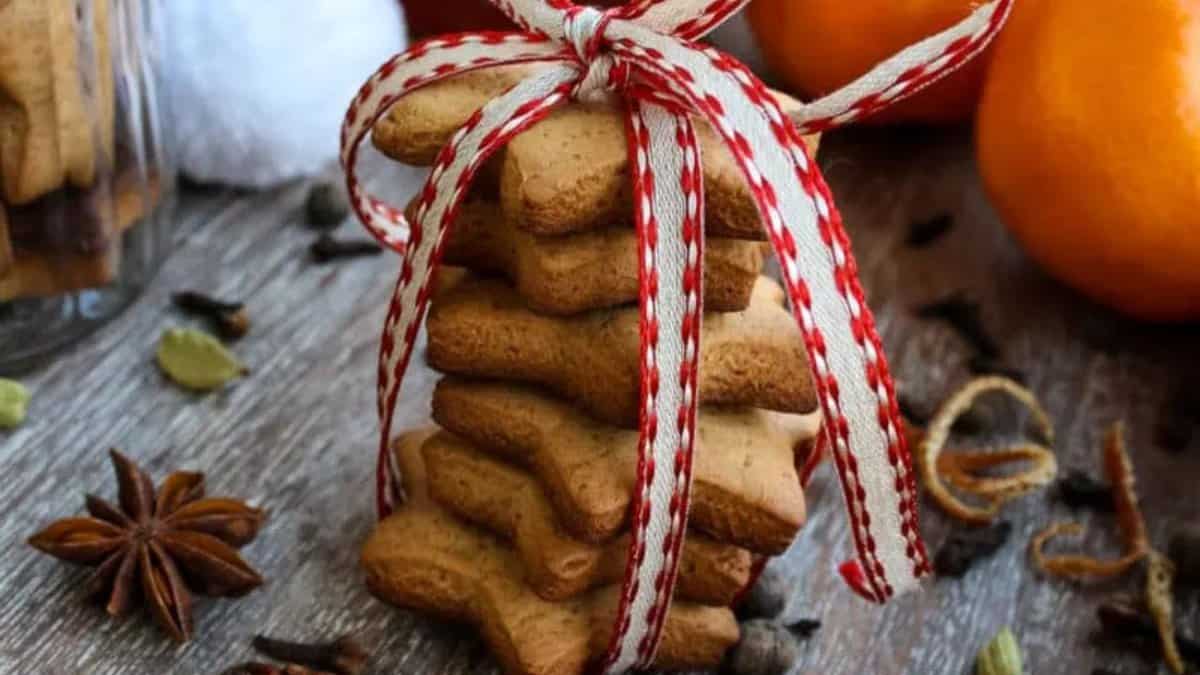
[0,0,172,373]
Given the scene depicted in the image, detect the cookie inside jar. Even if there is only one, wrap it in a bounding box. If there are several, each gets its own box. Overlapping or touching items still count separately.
[0,0,172,372]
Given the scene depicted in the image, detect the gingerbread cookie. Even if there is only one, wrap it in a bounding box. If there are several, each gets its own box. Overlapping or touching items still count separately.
[435,196,767,315]
[361,430,740,675]
[422,429,753,604]
[427,273,818,427]
[0,0,115,204]
[432,378,818,554]
[372,65,820,239]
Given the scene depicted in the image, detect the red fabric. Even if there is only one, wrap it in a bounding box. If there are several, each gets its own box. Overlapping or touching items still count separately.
[400,0,625,38]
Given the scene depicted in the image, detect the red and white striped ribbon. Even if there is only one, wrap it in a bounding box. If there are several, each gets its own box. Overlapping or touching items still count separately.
[340,0,1011,670]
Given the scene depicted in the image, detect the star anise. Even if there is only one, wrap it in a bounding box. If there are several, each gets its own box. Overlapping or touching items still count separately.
[28,449,266,641]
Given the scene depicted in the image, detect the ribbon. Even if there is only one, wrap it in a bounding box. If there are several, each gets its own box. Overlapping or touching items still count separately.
[340,0,1012,670]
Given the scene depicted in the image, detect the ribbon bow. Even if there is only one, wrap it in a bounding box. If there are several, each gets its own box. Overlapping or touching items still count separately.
[340,0,1011,670]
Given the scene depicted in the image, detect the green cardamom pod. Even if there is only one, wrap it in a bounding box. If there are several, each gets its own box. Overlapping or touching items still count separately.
[0,378,30,429]
[156,327,248,391]
[976,627,1023,675]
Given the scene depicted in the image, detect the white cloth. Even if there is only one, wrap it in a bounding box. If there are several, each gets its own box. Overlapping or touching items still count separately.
[163,0,407,188]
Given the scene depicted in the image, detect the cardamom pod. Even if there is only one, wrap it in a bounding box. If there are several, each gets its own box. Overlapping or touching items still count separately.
[156,327,248,391]
[0,378,30,429]
[976,627,1023,675]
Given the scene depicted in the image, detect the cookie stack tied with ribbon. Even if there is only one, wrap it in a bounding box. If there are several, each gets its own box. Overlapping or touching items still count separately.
[343,2,1012,674]
[360,65,824,674]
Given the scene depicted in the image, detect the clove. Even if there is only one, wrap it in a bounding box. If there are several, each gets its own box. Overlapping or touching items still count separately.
[966,355,1026,385]
[935,521,1013,578]
[252,634,369,675]
[172,291,251,340]
[310,234,382,263]
[1156,385,1200,454]
[736,565,787,620]
[305,179,350,229]
[916,293,1002,360]
[905,213,954,248]
[785,618,821,639]
[1056,470,1115,512]
[1097,601,1200,664]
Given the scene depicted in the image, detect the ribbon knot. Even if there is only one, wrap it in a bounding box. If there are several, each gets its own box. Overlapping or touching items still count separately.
[564,6,622,103]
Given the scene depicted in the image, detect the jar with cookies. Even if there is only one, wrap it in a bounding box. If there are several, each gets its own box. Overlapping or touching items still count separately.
[0,0,172,372]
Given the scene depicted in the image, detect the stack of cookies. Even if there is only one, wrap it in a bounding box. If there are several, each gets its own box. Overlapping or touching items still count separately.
[361,66,824,675]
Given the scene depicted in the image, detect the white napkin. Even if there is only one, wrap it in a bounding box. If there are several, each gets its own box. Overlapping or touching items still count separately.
[163,0,408,188]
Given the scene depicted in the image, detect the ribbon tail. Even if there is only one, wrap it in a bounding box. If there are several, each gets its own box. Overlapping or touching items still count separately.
[487,0,571,40]
[339,31,568,254]
[615,25,929,602]
[794,0,1014,132]
[602,100,705,672]
[365,65,579,517]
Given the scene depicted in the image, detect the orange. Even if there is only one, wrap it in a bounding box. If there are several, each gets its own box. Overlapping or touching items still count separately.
[977,0,1200,321]
[745,0,990,124]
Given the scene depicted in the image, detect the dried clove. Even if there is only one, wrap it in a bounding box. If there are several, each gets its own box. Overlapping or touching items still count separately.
[916,293,1001,360]
[905,213,954,248]
[1097,602,1200,665]
[935,521,1013,578]
[966,355,1026,385]
[785,618,821,640]
[724,620,799,675]
[736,565,787,620]
[220,665,321,675]
[1169,524,1200,586]
[305,179,350,229]
[1156,386,1200,453]
[897,389,991,436]
[310,234,382,263]
[1056,470,1115,512]
[252,634,369,675]
[172,291,251,340]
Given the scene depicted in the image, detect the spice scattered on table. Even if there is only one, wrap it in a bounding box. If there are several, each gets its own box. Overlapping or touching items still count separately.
[1098,601,1200,667]
[905,213,954,248]
[27,449,266,641]
[224,634,369,675]
[935,521,1013,578]
[310,233,382,263]
[305,179,351,229]
[724,619,799,675]
[156,327,249,391]
[1156,385,1199,453]
[1168,523,1200,585]
[736,565,787,620]
[916,293,1001,359]
[1147,551,1185,673]
[784,618,821,640]
[1056,470,1114,511]
[172,291,251,340]
[918,376,1056,524]
[0,377,30,429]
[975,627,1022,675]
[966,355,1026,385]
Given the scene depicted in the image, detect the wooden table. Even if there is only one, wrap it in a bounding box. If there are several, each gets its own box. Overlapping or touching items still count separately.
[2,128,1196,675]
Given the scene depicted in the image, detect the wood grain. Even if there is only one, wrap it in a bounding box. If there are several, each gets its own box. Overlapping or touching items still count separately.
[0,128,1196,674]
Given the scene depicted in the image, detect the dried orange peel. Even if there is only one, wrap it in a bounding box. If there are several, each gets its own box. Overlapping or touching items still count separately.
[1147,552,1184,674]
[917,376,1056,525]
[937,445,1058,501]
[1029,422,1150,580]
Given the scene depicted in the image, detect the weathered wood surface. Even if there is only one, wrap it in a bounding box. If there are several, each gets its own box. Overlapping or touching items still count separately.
[1,128,1196,675]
